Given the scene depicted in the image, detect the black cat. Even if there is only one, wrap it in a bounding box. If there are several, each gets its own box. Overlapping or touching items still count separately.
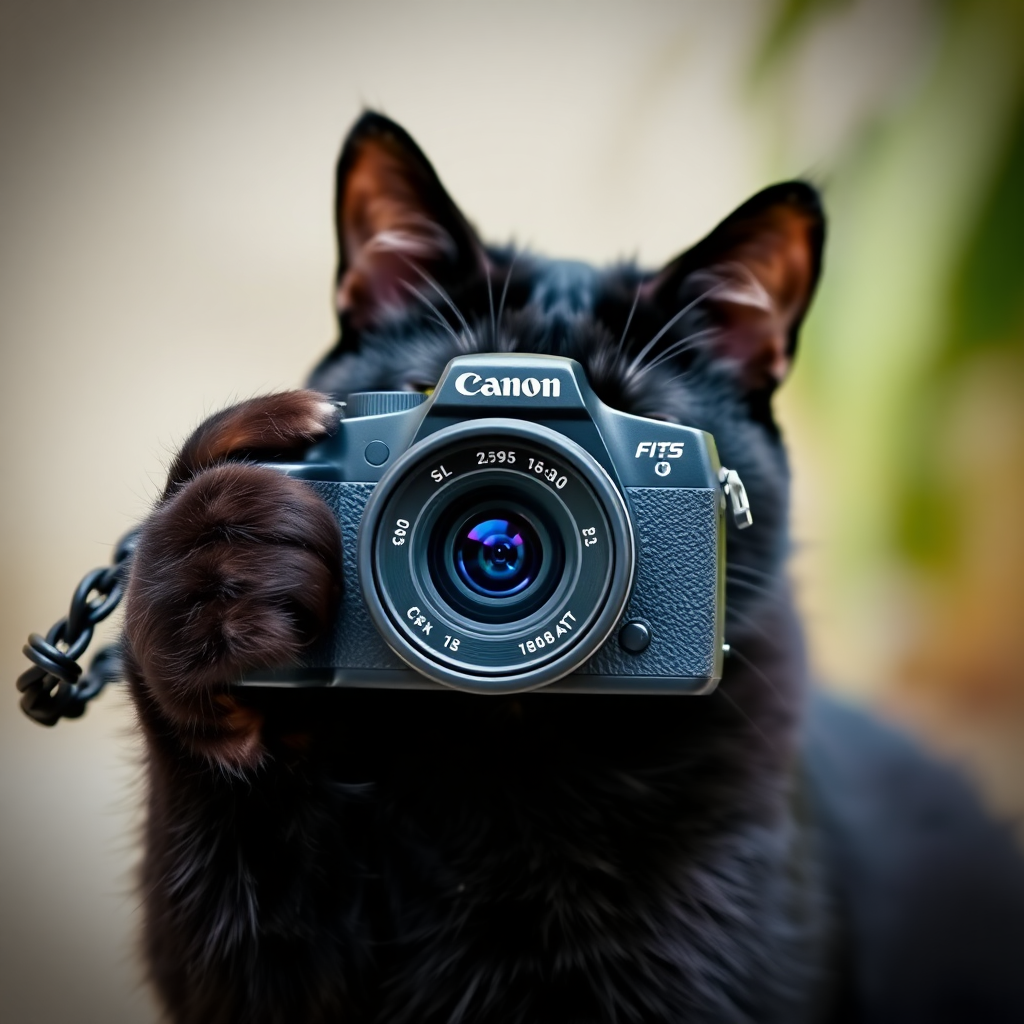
[122,112,1024,1024]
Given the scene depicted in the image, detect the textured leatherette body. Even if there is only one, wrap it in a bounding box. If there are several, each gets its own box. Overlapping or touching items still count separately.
[574,487,718,682]
[307,482,407,672]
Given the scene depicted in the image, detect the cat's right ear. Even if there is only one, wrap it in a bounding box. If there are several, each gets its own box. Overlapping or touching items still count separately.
[645,182,825,396]
[333,112,487,344]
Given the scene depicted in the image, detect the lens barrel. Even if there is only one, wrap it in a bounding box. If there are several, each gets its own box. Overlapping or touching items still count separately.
[358,419,634,693]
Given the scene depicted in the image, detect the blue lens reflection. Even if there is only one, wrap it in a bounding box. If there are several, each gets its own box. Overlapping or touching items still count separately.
[455,515,540,597]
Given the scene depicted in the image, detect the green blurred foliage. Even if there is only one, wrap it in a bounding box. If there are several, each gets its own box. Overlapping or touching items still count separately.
[718,0,1024,733]
[947,89,1024,357]
[760,0,1024,576]
[752,0,855,83]
[900,11,1024,568]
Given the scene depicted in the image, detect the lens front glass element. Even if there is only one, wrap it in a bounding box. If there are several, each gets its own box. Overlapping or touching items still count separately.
[428,492,566,624]
[455,512,538,596]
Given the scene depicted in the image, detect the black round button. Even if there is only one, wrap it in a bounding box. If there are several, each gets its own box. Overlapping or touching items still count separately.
[618,620,651,653]
[364,440,390,466]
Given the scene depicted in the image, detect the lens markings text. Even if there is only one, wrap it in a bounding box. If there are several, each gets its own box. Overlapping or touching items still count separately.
[518,610,576,656]
[476,450,516,465]
[526,457,568,490]
[405,606,433,636]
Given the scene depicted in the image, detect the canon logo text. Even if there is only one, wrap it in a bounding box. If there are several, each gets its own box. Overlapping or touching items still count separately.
[454,372,562,399]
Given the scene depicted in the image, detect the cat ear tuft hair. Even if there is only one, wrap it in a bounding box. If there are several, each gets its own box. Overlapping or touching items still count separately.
[334,112,487,345]
[648,182,824,394]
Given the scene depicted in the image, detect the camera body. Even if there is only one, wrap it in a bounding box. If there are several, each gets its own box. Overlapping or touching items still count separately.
[244,354,732,695]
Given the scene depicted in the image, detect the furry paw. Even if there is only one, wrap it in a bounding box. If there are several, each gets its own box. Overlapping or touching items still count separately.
[125,393,343,769]
[164,390,340,495]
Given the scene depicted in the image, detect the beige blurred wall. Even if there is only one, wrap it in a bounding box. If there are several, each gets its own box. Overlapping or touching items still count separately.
[0,2,942,1021]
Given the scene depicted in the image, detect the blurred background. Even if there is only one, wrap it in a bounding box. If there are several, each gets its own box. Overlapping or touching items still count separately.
[2,0,1022,1020]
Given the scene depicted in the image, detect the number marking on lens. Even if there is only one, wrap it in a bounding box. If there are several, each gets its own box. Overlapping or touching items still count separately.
[526,457,568,490]
[517,610,577,657]
[392,518,410,546]
[581,526,597,548]
[476,449,516,465]
[443,635,461,652]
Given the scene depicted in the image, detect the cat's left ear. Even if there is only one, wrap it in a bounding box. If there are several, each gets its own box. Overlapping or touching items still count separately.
[334,112,487,341]
[648,182,824,393]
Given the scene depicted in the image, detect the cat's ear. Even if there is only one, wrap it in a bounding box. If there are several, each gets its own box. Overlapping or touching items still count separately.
[648,182,824,393]
[334,112,487,338]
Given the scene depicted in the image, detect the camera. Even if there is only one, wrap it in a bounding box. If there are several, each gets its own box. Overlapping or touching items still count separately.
[243,354,749,695]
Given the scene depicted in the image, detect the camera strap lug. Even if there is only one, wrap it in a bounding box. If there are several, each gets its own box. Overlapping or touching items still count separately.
[719,467,753,529]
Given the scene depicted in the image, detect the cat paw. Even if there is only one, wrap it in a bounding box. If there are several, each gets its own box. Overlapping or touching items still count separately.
[164,390,340,495]
[125,394,343,769]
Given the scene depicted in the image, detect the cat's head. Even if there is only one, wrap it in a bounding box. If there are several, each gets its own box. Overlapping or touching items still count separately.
[309,112,824,645]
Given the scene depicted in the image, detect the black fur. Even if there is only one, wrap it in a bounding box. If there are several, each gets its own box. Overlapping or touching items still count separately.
[123,112,1024,1023]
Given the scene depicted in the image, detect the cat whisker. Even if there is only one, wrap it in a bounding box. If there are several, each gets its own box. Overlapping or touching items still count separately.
[728,563,778,583]
[624,350,699,394]
[496,253,518,341]
[715,686,777,752]
[397,254,475,343]
[618,280,643,351]
[638,327,719,376]
[659,363,698,389]
[626,282,724,377]
[727,644,785,704]
[725,574,781,601]
[399,281,465,348]
[726,605,773,642]
[484,260,496,343]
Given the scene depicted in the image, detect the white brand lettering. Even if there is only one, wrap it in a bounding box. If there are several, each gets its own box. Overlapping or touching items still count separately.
[454,372,561,399]
[635,441,685,459]
[455,372,482,395]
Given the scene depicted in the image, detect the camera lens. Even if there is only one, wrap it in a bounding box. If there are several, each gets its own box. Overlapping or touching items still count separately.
[454,512,538,597]
[358,418,635,694]
[428,494,565,624]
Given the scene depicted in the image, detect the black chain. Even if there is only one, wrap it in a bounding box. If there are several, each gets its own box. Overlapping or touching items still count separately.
[17,530,139,726]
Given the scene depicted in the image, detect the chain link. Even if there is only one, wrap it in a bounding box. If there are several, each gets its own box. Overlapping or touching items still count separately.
[17,530,138,726]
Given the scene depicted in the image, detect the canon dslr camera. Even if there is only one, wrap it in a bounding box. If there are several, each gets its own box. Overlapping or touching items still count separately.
[245,354,750,695]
